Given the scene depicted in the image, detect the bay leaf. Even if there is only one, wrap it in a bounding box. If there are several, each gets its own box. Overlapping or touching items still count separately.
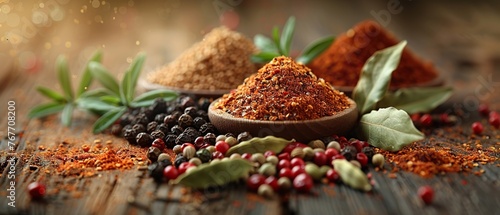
[173,158,252,189]
[352,41,407,115]
[377,87,453,114]
[225,136,294,156]
[358,107,424,151]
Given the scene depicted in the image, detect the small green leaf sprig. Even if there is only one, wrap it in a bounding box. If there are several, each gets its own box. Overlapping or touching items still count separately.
[352,41,452,151]
[29,51,103,126]
[251,16,334,65]
[29,51,178,134]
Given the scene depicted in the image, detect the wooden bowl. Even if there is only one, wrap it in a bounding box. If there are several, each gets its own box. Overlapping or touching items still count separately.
[208,98,358,142]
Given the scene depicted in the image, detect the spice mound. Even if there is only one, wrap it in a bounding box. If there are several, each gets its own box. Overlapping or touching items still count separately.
[147,26,257,91]
[214,56,350,121]
[308,20,438,88]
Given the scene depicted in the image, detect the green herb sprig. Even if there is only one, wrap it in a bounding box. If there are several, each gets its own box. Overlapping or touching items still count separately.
[29,51,178,134]
[252,16,334,65]
[28,50,103,126]
[352,41,452,151]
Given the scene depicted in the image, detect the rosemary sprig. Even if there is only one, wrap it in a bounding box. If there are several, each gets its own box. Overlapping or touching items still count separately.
[252,16,334,65]
[28,50,103,126]
[29,51,179,134]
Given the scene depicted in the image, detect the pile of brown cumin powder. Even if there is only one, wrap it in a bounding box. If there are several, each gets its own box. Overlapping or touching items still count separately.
[214,56,350,121]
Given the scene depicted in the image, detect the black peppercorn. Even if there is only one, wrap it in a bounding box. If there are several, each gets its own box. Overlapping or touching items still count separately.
[164,134,178,149]
[155,113,167,124]
[136,132,154,147]
[119,113,133,126]
[184,127,201,137]
[184,106,198,118]
[237,132,253,143]
[140,107,155,121]
[151,98,167,115]
[362,147,375,161]
[204,133,216,145]
[147,146,162,162]
[199,123,217,135]
[174,154,188,168]
[163,114,177,128]
[121,124,132,135]
[123,128,138,145]
[198,98,211,111]
[132,113,149,126]
[175,133,194,145]
[111,124,122,136]
[196,149,212,163]
[178,114,193,128]
[170,125,184,135]
[147,121,158,133]
[197,110,209,121]
[178,96,195,110]
[132,123,146,134]
[193,117,207,129]
[225,133,236,138]
[151,130,165,140]
[156,123,169,134]
[341,145,357,161]
[148,159,172,183]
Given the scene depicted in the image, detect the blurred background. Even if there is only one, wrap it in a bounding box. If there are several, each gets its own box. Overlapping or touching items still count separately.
[1,0,499,109]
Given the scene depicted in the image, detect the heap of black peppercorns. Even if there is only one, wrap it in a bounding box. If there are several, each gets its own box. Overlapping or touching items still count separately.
[113,96,216,148]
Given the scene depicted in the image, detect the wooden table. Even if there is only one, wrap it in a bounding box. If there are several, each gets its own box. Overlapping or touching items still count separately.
[1,1,500,214]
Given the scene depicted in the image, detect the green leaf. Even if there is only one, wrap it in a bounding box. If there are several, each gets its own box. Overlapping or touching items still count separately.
[28,103,66,118]
[296,36,334,64]
[36,86,66,102]
[280,16,295,56]
[254,34,278,53]
[173,158,253,189]
[92,107,126,133]
[121,53,146,104]
[79,88,114,99]
[77,50,103,97]
[100,95,122,106]
[272,26,281,53]
[226,136,294,156]
[89,62,120,97]
[378,87,453,114]
[250,52,280,64]
[77,97,119,113]
[61,104,73,126]
[352,41,407,115]
[132,89,178,103]
[57,55,74,100]
[358,107,424,152]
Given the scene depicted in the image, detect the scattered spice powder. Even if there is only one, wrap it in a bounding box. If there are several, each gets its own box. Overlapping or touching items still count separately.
[214,56,350,121]
[147,26,257,91]
[39,143,148,177]
[308,20,438,88]
[377,129,498,178]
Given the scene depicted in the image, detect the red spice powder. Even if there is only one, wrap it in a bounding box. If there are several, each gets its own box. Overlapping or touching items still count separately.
[377,139,498,178]
[40,143,148,177]
[214,56,350,121]
[308,20,438,88]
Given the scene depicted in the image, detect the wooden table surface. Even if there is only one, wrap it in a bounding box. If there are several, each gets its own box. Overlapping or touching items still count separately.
[1,1,500,214]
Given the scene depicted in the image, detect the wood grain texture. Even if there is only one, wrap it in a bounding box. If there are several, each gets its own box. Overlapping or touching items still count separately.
[1,1,500,214]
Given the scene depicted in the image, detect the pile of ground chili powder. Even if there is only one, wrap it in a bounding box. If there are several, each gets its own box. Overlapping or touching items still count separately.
[308,20,438,88]
[214,56,350,121]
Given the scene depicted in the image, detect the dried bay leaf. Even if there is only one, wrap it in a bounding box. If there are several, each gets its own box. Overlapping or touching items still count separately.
[353,41,407,115]
[225,136,294,156]
[377,87,453,114]
[358,107,424,151]
[173,158,252,189]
